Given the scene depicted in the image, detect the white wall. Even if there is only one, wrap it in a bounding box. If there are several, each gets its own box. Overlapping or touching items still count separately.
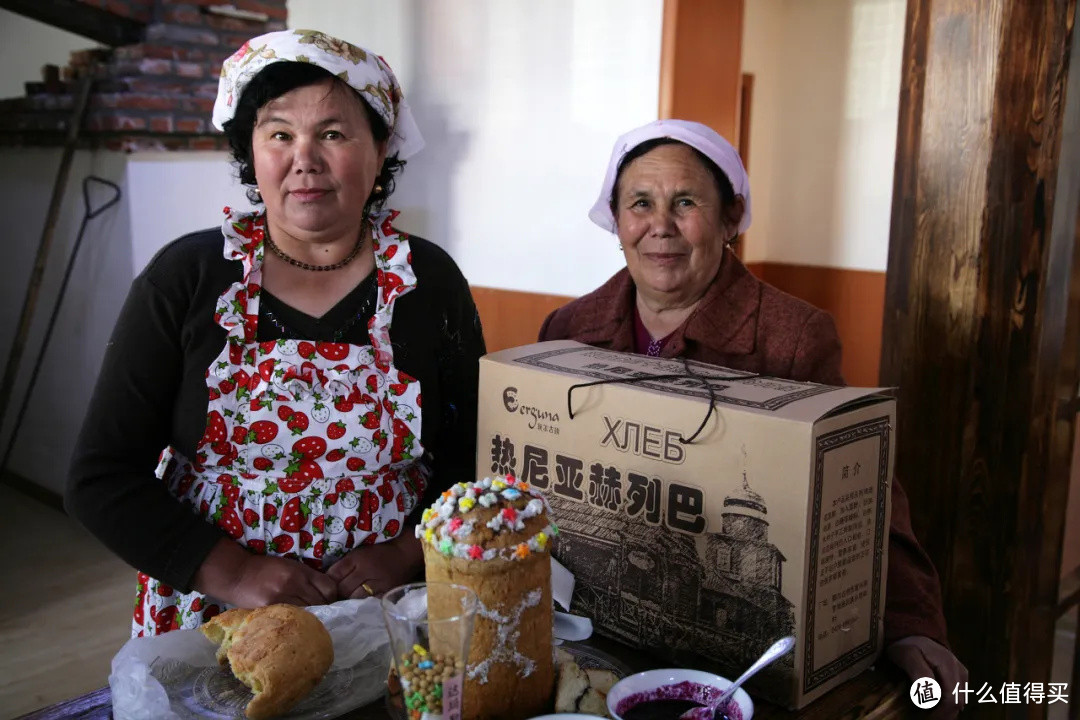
[741,0,905,271]
[738,0,784,265]
[0,9,102,98]
[0,150,254,494]
[0,150,130,494]
[125,154,256,275]
[288,0,664,295]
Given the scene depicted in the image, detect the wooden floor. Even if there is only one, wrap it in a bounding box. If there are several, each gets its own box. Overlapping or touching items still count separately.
[0,485,134,719]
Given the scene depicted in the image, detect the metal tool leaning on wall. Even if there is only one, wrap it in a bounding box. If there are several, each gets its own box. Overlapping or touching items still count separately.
[0,175,122,480]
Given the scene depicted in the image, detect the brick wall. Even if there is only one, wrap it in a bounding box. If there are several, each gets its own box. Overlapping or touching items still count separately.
[75,0,155,23]
[0,0,288,151]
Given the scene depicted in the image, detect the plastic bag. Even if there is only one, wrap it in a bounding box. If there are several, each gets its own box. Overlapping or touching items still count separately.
[110,598,391,720]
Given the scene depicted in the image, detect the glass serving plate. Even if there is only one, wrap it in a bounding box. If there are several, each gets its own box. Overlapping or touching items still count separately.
[148,650,391,719]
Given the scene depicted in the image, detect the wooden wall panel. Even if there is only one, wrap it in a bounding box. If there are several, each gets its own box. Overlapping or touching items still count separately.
[472,263,885,387]
[659,0,744,143]
[470,286,572,353]
[746,263,885,388]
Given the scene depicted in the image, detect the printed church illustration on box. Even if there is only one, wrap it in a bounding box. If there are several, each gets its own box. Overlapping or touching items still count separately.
[548,466,796,687]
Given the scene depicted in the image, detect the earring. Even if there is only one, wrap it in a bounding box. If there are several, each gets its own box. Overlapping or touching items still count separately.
[617,243,624,251]
[373,184,384,195]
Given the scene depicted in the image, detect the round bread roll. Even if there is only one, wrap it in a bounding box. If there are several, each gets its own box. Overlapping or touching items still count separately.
[201,604,334,719]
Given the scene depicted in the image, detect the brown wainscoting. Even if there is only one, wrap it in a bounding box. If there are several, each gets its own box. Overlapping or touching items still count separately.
[470,286,573,354]
[472,263,885,387]
[746,262,885,387]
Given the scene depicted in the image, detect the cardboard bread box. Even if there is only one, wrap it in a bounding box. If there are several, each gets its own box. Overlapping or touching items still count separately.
[475,340,895,709]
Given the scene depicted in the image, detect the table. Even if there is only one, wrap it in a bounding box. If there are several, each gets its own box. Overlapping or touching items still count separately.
[16,634,921,720]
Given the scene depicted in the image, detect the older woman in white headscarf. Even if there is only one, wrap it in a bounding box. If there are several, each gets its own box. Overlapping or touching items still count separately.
[541,119,968,716]
[67,30,485,635]
[542,120,843,381]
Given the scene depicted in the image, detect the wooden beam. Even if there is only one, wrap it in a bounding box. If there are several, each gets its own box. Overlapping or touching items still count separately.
[658,0,744,143]
[738,72,754,173]
[658,0,680,121]
[880,0,1080,700]
[0,0,144,47]
[735,71,753,261]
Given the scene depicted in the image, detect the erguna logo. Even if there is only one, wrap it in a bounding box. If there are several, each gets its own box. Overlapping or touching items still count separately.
[502,386,560,429]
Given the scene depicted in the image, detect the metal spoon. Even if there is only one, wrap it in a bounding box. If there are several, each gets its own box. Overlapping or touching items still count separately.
[679,636,796,720]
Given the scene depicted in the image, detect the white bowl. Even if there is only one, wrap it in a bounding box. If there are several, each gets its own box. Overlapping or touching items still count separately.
[606,668,754,720]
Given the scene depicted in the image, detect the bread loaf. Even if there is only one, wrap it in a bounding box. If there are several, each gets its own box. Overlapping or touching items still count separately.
[554,654,618,718]
[417,476,558,720]
[201,604,333,719]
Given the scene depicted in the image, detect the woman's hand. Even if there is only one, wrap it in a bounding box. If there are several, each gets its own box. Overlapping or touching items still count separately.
[886,636,968,718]
[193,538,338,608]
[326,531,424,599]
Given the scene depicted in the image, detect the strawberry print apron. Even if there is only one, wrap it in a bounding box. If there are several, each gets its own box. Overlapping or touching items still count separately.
[133,208,429,636]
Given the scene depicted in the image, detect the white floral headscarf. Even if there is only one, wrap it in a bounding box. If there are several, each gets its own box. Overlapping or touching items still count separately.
[212,29,424,160]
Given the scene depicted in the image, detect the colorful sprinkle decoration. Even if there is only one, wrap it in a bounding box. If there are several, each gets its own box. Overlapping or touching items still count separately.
[415,474,558,562]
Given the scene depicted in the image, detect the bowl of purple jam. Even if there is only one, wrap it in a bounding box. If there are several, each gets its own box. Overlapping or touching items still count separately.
[606,669,754,720]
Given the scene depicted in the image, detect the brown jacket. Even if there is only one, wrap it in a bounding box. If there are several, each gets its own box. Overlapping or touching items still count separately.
[539,253,949,647]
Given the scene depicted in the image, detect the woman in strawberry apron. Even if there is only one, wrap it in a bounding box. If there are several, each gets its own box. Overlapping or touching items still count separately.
[138,207,429,635]
[66,31,484,636]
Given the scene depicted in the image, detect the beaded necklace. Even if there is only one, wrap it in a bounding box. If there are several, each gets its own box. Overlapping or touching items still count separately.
[264,221,367,272]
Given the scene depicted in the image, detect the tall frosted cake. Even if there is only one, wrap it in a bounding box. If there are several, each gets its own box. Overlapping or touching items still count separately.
[417,476,557,720]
